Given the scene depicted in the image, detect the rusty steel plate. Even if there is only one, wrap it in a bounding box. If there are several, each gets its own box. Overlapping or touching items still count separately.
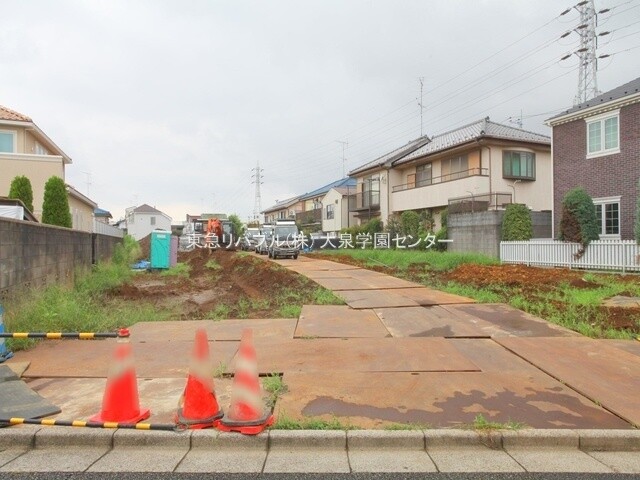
[389,288,475,306]
[26,377,237,424]
[295,305,390,338]
[275,370,631,429]
[13,339,238,379]
[301,270,354,280]
[287,260,361,272]
[375,306,496,338]
[126,319,296,343]
[600,339,640,357]
[443,304,579,337]
[311,277,378,291]
[495,337,640,427]
[341,270,423,289]
[247,337,479,373]
[336,290,421,309]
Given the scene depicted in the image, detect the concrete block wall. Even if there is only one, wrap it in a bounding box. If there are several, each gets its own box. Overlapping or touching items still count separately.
[0,217,121,300]
[449,210,552,258]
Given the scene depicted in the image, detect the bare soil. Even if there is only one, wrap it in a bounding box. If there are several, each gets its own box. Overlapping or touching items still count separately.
[109,249,326,319]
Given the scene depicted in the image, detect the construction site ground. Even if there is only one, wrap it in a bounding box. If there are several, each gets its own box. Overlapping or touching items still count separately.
[3,251,640,431]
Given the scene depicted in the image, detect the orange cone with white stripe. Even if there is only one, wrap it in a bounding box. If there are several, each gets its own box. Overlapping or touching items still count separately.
[90,343,150,423]
[218,328,273,435]
[175,328,223,429]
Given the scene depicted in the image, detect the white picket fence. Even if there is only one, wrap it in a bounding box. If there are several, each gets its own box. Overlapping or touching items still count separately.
[93,219,125,238]
[500,239,640,272]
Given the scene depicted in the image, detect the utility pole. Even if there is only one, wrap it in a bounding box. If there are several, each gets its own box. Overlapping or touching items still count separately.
[336,140,348,178]
[418,77,425,136]
[561,0,599,105]
[81,171,92,197]
[251,161,264,223]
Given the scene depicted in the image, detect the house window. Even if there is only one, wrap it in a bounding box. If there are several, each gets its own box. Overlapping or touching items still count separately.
[503,151,535,180]
[594,197,620,238]
[587,112,619,157]
[150,216,156,226]
[0,131,16,153]
[441,155,468,181]
[407,173,416,189]
[278,211,285,219]
[326,204,334,220]
[416,163,432,187]
[34,142,48,155]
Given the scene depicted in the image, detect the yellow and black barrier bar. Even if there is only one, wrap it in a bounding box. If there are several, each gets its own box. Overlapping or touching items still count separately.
[1,417,177,432]
[0,328,130,339]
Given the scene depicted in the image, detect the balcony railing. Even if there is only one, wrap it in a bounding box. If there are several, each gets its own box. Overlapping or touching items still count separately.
[348,191,380,212]
[392,167,489,193]
[448,192,513,214]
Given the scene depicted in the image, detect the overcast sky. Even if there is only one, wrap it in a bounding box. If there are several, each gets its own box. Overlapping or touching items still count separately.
[2,0,638,223]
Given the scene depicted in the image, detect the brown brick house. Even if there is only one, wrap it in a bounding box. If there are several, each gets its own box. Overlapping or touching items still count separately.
[547,77,640,240]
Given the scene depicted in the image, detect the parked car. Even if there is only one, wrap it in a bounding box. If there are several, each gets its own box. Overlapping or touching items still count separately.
[239,227,261,251]
[268,220,300,259]
[256,224,274,255]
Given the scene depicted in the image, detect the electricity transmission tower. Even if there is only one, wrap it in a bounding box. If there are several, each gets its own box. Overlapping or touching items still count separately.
[573,0,599,105]
[251,161,264,223]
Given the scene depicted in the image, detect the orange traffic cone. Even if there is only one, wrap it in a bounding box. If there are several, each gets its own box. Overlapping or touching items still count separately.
[218,328,273,435]
[175,328,223,429]
[90,343,150,423]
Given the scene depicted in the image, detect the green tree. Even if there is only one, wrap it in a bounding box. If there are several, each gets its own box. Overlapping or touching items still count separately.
[501,204,533,241]
[41,176,72,228]
[228,214,244,237]
[434,208,448,251]
[8,175,34,212]
[400,210,421,238]
[559,187,599,258]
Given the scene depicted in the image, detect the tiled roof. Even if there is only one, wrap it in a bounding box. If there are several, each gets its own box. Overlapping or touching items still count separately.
[298,177,356,200]
[332,186,355,196]
[0,105,32,122]
[397,118,550,165]
[133,203,164,214]
[548,76,640,121]
[262,196,301,214]
[94,208,112,218]
[349,135,430,176]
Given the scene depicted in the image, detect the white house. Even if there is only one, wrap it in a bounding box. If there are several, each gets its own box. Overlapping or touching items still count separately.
[125,204,172,240]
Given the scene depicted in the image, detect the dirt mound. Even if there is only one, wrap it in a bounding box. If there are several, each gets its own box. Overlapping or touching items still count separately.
[444,264,596,289]
[108,250,329,320]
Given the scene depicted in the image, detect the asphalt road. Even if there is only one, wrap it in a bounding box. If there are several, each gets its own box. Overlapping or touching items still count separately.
[2,473,639,479]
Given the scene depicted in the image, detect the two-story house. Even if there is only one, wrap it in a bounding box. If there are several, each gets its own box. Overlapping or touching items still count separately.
[67,184,98,232]
[125,204,172,240]
[297,177,356,233]
[348,118,552,229]
[262,196,303,224]
[547,76,640,240]
[0,105,72,220]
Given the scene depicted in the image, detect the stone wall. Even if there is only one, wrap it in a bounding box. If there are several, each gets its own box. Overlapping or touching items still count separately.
[448,211,551,258]
[0,217,122,299]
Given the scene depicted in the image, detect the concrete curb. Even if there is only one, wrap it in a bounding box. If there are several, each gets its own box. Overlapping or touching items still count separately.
[1,428,638,451]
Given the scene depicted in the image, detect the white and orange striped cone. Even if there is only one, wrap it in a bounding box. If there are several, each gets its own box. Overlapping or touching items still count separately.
[218,329,273,435]
[90,343,150,423]
[175,328,223,429]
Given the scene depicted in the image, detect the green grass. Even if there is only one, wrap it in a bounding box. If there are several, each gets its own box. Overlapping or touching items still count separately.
[263,373,288,408]
[207,304,231,320]
[205,259,222,270]
[472,414,526,431]
[439,282,503,303]
[160,262,191,277]
[383,422,431,430]
[213,361,227,379]
[4,260,172,351]
[279,305,302,318]
[316,249,498,271]
[272,413,355,430]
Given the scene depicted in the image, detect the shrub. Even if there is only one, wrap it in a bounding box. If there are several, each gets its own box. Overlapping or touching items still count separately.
[228,214,244,237]
[559,187,599,258]
[41,176,72,228]
[502,204,533,241]
[8,175,34,212]
[112,235,142,266]
[434,208,448,251]
[400,211,421,239]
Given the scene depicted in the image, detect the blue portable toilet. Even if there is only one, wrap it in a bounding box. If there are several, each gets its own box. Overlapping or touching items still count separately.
[150,230,171,269]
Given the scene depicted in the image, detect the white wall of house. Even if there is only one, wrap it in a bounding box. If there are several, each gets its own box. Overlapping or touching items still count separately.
[321,188,356,234]
[127,212,172,240]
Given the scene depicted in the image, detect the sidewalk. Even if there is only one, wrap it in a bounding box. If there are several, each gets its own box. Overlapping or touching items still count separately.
[1,426,640,473]
[1,254,639,473]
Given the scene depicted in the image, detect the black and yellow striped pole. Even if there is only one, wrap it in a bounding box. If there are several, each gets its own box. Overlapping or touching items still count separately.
[0,417,179,432]
[0,328,130,339]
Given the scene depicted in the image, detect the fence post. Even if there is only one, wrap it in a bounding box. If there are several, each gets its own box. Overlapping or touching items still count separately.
[623,242,627,274]
[527,241,531,267]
